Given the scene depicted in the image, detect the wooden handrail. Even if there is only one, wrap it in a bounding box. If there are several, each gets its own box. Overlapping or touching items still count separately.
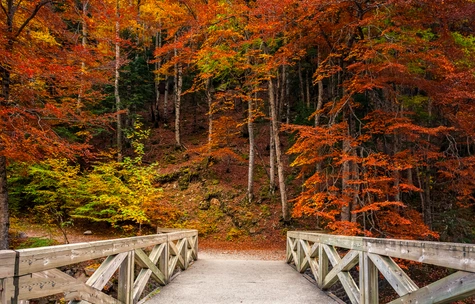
[0,229,198,304]
[287,231,475,304]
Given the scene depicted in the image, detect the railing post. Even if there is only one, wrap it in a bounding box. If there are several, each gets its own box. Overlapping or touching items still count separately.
[317,244,328,288]
[159,239,169,284]
[118,251,134,304]
[360,252,378,304]
[183,237,188,270]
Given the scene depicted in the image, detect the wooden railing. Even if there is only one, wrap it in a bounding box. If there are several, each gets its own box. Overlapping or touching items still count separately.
[287,231,475,304]
[0,228,198,304]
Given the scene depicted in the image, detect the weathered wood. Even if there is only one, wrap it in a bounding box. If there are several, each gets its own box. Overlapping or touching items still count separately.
[287,231,475,304]
[322,250,359,289]
[134,248,166,284]
[87,252,128,290]
[317,244,328,288]
[0,250,16,278]
[118,251,134,304]
[365,239,475,273]
[368,253,418,297]
[158,242,169,284]
[387,271,475,304]
[12,234,167,276]
[338,271,360,304]
[360,252,378,304]
[0,230,198,303]
[64,283,122,304]
[298,239,310,273]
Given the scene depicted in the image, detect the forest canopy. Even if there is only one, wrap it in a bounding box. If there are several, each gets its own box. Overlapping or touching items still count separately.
[1,0,475,249]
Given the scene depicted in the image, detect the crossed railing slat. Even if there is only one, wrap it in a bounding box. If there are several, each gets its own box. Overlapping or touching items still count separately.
[0,229,198,304]
[287,231,475,304]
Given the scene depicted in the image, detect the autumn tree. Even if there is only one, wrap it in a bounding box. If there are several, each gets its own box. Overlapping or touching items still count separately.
[0,0,112,248]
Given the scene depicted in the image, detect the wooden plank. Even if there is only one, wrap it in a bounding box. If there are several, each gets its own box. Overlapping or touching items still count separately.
[388,271,475,304]
[11,269,82,300]
[288,232,475,272]
[86,252,127,290]
[133,269,153,303]
[169,240,185,271]
[322,250,359,289]
[338,271,360,304]
[318,244,328,288]
[158,243,169,284]
[286,237,297,264]
[298,239,310,273]
[360,252,378,304]
[118,251,134,304]
[64,283,122,304]
[365,238,475,273]
[0,251,16,278]
[1,277,12,304]
[134,248,166,284]
[368,253,418,297]
[14,234,168,276]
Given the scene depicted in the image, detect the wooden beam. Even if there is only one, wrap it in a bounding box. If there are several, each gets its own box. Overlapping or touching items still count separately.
[360,252,378,304]
[322,250,359,289]
[318,244,328,288]
[368,253,418,297]
[134,248,166,284]
[388,271,475,304]
[118,251,134,304]
[12,234,167,276]
[0,250,16,278]
[86,252,128,290]
[338,271,360,304]
[298,240,310,273]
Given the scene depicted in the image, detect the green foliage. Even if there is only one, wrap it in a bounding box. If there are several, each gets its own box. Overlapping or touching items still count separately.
[9,123,160,229]
[16,237,58,249]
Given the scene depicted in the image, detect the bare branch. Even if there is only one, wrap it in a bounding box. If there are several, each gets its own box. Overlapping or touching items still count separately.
[14,0,52,38]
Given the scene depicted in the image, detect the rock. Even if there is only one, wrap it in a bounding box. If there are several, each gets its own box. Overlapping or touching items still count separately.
[84,266,97,276]
[210,198,220,207]
[83,230,92,235]
[199,200,210,210]
[18,232,27,239]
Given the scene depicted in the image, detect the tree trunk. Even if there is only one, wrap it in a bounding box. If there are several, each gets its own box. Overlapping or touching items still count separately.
[269,122,276,196]
[77,0,88,110]
[115,0,122,162]
[174,40,182,148]
[0,156,9,249]
[164,75,169,122]
[305,69,311,108]
[269,78,290,222]
[153,29,162,124]
[247,97,255,203]
[207,78,213,147]
[298,61,305,105]
[341,137,351,222]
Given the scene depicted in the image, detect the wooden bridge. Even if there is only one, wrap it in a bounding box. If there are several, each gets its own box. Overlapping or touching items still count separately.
[0,229,474,303]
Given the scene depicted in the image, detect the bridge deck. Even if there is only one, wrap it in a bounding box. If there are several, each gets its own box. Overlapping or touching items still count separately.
[148,257,337,304]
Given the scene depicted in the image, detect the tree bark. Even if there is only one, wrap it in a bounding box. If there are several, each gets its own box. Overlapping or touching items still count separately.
[77,0,88,110]
[0,156,9,249]
[153,29,161,124]
[174,39,182,148]
[115,0,122,162]
[269,78,290,222]
[247,97,255,203]
[269,121,276,196]
[207,78,213,147]
[164,75,169,122]
[298,61,305,105]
